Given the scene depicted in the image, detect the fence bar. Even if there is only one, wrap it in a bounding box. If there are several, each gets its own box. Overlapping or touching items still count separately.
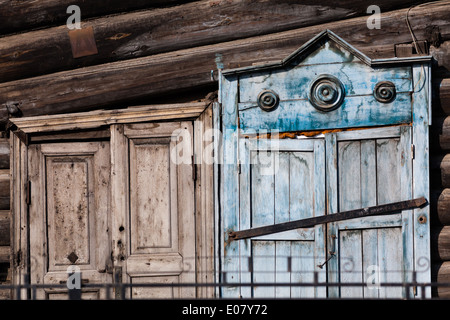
[1,278,450,300]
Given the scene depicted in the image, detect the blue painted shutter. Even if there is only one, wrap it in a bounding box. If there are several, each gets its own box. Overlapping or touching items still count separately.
[238,138,326,298]
[327,126,414,298]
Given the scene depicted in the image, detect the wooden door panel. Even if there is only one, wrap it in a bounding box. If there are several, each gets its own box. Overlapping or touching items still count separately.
[112,121,196,299]
[46,156,93,269]
[29,141,112,299]
[129,137,177,254]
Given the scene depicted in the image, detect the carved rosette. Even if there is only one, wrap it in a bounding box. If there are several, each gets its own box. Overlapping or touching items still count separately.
[308,74,345,112]
[257,89,280,112]
[373,81,396,103]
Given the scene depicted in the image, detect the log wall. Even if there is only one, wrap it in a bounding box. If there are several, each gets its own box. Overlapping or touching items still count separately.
[0,0,449,298]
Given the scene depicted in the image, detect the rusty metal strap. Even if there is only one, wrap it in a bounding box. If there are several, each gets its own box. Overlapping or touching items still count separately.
[228,197,427,241]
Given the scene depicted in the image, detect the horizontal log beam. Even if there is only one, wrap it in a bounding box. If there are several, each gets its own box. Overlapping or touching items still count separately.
[0,0,191,36]
[432,261,450,298]
[0,211,9,247]
[432,226,450,261]
[431,114,450,152]
[0,246,9,264]
[1,1,445,83]
[0,3,449,121]
[431,154,450,188]
[436,77,450,115]
[0,170,9,211]
[431,189,450,226]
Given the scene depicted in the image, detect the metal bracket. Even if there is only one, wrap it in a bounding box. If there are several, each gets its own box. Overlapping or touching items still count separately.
[228,197,427,241]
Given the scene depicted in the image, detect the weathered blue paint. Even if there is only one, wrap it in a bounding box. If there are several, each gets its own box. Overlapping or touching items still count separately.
[411,63,432,297]
[218,30,431,299]
[238,93,412,134]
[238,62,412,103]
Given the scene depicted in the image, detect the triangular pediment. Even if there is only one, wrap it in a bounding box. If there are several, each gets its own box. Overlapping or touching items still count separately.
[222,30,431,76]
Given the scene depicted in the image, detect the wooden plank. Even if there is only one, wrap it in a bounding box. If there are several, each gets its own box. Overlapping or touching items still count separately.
[313,140,327,297]
[325,133,340,297]
[362,229,379,298]
[110,124,129,295]
[339,229,363,298]
[174,121,196,299]
[291,240,315,298]
[412,63,432,297]
[376,138,401,205]
[220,75,240,297]
[275,241,290,298]
[194,106,215,298]
[289,152,314,221]
[238,139,252,298]
[252,151,275,227]
[0,3,448,121]
[11,102,206,134]
[252,240,275,298]
[0,1,439,83]
[378,228,403,298]
[338,140,361,211]
[360,140,377,207]
[10,133,27,298]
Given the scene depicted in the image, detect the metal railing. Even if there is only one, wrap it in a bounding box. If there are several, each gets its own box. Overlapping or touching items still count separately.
[1,272,449,300]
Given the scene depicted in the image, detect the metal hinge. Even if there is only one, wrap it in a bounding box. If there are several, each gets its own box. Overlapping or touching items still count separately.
[411,144,415,160]
[25,180,31,205]
[14,249,22,268]
[192,156,196,181]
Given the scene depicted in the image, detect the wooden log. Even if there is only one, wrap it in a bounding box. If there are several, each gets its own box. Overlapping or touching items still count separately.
[0,139,9,170]
[431,154,450,188]
[0,170,9,211]
[430,115,450,152]
[431,226,450,261]
[432,261,450,298]
[431,189,450,226]
[433,78,450,115]
[0,0,191,36]
[0,211,9,247]
[0,246,9,263]
[0,3,449,121]
[0,1,445,84]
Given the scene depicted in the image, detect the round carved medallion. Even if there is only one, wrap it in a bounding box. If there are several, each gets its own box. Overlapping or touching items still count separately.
[374,81,396,103]
[309,75,345,112]
[257,89,280,112]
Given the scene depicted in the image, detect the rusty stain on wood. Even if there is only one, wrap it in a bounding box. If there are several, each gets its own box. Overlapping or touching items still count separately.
[68,26,98,58]
[241,124,412,140]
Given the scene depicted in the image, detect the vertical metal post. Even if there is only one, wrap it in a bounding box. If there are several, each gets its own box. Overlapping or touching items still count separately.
[114,266,123,300]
